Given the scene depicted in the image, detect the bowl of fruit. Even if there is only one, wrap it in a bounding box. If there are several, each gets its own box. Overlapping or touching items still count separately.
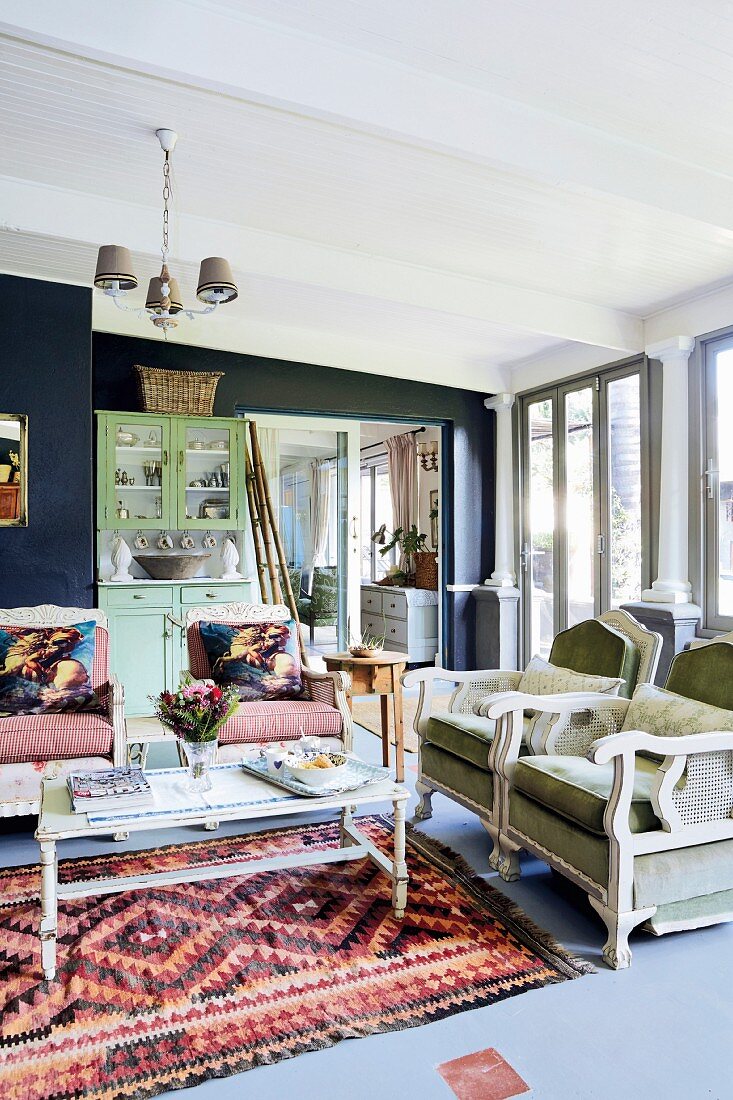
[284,751,349,787]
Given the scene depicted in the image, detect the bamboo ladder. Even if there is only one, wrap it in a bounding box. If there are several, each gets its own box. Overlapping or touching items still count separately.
[245,420,310,668]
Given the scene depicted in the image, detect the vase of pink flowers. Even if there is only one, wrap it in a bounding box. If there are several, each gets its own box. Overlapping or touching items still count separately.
[151,677,239,793]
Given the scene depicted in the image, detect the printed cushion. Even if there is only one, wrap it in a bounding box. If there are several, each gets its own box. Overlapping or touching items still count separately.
[518,656,623,697]
[622,683,733,740]
[0,622,100,715]
[199,619,304,701]
[0,713,114,763]
[219,700,342,744]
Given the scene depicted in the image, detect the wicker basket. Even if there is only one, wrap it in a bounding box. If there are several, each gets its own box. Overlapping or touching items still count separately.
[414,551,439,591]
[134,364,224,416]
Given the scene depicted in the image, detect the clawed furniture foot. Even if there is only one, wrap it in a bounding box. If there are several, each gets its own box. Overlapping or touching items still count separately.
[589,898,655,970]
[413,781,435,821]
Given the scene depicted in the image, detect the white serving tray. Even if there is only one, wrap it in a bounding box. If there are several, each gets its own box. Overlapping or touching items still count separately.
[241,755,390,798]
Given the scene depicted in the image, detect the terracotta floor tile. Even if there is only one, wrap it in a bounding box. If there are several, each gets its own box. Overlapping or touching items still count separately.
[437,1047,530,1100]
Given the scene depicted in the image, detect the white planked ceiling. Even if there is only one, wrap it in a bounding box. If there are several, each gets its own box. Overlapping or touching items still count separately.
[0,1,733,391]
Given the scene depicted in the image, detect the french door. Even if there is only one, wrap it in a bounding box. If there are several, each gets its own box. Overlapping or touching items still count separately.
[239,412,360,652]
[520,363,647,660]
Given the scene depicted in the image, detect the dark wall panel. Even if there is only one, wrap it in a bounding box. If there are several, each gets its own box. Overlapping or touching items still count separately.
[0,274,94,607]
[94,333,495,667]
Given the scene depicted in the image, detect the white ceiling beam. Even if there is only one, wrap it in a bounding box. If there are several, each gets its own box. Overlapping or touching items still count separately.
[2,3,733,234]
[0,175,643,351]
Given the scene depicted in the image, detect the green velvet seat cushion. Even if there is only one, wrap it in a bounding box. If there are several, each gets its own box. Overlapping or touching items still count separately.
[512,753,662,835]
[425,710,531,771]
[549,618,640,699]
[421,743,493,811]
[509,790,608,885]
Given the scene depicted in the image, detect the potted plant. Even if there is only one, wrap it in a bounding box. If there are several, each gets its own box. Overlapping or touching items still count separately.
[151,677,239,792]
[379,524,438,590]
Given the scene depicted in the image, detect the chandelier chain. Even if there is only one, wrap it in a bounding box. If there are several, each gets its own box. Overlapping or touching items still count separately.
[161,151,171,260]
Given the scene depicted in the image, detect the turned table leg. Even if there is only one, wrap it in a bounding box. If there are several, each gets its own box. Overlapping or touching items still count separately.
[391,800,409,919]
[39,840,58,980]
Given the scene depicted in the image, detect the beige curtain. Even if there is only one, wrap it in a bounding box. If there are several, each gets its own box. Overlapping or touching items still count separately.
[386,432,418,571]
[309,459,332,589]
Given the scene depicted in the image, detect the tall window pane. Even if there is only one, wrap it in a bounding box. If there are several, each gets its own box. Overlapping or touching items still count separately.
[565,387,594,626]
[608,374,642,606]
[528,399,554,657]
[714,349,733,616]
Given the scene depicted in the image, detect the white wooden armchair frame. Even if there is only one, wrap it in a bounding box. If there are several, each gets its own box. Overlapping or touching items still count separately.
[0,605,126,817]
[402,609,662,870]
[485,688,733,968]
[184,602,354,754]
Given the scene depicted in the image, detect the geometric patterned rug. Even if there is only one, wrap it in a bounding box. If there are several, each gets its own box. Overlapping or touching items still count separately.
[0,816,593,1100]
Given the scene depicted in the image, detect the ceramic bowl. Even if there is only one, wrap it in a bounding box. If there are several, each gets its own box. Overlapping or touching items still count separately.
[284,752,349,787]
[349,645,383,658]
[133,552,211,579]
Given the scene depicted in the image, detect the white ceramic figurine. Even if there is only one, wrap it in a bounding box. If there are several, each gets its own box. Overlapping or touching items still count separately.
[110,535,133,582]
[221,535,242,580]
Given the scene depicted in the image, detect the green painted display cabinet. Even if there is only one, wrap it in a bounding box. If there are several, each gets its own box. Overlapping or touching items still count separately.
[96,411,254,715]
[96,411,246,530]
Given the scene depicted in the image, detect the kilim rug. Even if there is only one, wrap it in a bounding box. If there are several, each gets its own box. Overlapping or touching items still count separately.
[0,816,593,1100]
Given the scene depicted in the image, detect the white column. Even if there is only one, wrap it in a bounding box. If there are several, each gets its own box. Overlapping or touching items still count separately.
[484,393,516,587]
[642,335,695,603]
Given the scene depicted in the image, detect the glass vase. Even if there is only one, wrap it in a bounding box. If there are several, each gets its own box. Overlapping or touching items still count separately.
[179,737,218,793]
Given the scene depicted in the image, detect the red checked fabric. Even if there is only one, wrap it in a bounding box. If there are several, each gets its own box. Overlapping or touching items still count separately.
[219,701,342,745]
[0,712,115,764]
[91,626,110,710]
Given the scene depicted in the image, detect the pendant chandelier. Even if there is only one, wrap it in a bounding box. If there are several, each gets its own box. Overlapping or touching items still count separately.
[93,129,238,336]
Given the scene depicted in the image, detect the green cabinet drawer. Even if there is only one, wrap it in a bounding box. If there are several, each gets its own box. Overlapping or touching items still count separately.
[180,583,252,605]
[104,586,174,609]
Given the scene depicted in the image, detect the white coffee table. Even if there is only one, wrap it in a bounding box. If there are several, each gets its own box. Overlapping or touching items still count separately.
[35,764,409,980]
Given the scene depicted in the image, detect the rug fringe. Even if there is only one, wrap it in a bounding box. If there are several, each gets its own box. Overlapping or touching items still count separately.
[399,818,596,979]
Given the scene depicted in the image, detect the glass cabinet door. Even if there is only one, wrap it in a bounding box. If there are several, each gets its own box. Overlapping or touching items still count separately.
[102,414,171,529]
[175,418,240,530]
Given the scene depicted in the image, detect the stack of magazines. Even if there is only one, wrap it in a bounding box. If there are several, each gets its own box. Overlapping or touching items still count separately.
[67,767,154,814]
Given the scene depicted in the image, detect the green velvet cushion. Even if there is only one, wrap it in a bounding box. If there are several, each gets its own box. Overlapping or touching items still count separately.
[426,711,532,771]
[425,711,496,770]
[665,641,733,711]
[509,790,608,885]
[421,743,493,811]
[549,618,639,699]
[512,753,662,835]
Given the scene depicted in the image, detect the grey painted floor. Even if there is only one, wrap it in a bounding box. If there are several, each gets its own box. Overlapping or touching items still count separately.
[2,726,731,1100]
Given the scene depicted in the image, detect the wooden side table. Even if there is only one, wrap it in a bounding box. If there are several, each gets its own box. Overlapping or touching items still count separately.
[323,651,407,781]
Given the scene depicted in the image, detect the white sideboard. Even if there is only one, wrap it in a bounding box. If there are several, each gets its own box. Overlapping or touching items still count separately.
[360,583,439,663]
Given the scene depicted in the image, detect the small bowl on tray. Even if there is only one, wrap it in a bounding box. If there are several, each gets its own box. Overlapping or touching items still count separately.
[284,751,349,787]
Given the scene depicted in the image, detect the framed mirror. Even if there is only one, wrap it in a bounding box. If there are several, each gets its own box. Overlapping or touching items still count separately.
[0,414,28,527]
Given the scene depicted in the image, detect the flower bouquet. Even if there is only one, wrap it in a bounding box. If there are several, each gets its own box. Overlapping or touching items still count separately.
[151,677,239,792]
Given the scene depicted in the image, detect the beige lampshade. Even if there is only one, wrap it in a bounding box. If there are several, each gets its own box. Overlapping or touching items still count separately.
[196,257,238,304]
[145,275,183,314]
[94,245,138,291]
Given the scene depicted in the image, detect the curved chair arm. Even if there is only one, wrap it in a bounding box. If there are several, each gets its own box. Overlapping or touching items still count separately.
[402,666,523,738]
[589,728,733,834]
[302,667,353,752]
[481,690,626,721]
[109,674,127,767]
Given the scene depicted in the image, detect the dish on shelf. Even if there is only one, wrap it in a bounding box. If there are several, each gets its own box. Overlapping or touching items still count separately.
[116,431,139,447]
[187,439,206,450]
[198,500,230,520]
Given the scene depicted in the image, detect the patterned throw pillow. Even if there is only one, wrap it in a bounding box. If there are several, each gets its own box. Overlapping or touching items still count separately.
[199,619,304,702]
[517,656,624,697]
[0,621,100,715]
[622,683,733,738]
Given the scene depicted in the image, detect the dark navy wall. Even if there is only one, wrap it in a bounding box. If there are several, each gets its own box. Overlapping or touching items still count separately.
[94,333,495,668]
[0,274,94,607]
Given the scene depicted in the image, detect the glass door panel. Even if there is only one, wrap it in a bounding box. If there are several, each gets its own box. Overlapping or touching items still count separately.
[107,415,170,529]
[606,373,642,606]
[178,420,237,529]
[564,387,595,626]
[705,344,733,624]
[241,414,360,660]
[526,398,555,657]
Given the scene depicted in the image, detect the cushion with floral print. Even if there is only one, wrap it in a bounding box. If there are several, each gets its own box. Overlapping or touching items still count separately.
[517,656,624,698]
[622,683,733,739]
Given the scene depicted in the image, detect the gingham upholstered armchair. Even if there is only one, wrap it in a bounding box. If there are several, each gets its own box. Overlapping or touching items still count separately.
[403,609,662,866]
[185,602,352,763]
[0,605,126,818]
[484,641,733,968]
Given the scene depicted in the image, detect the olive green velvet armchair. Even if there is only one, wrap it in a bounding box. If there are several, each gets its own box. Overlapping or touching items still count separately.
[402,609,662,870]
[485,641,733,969]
